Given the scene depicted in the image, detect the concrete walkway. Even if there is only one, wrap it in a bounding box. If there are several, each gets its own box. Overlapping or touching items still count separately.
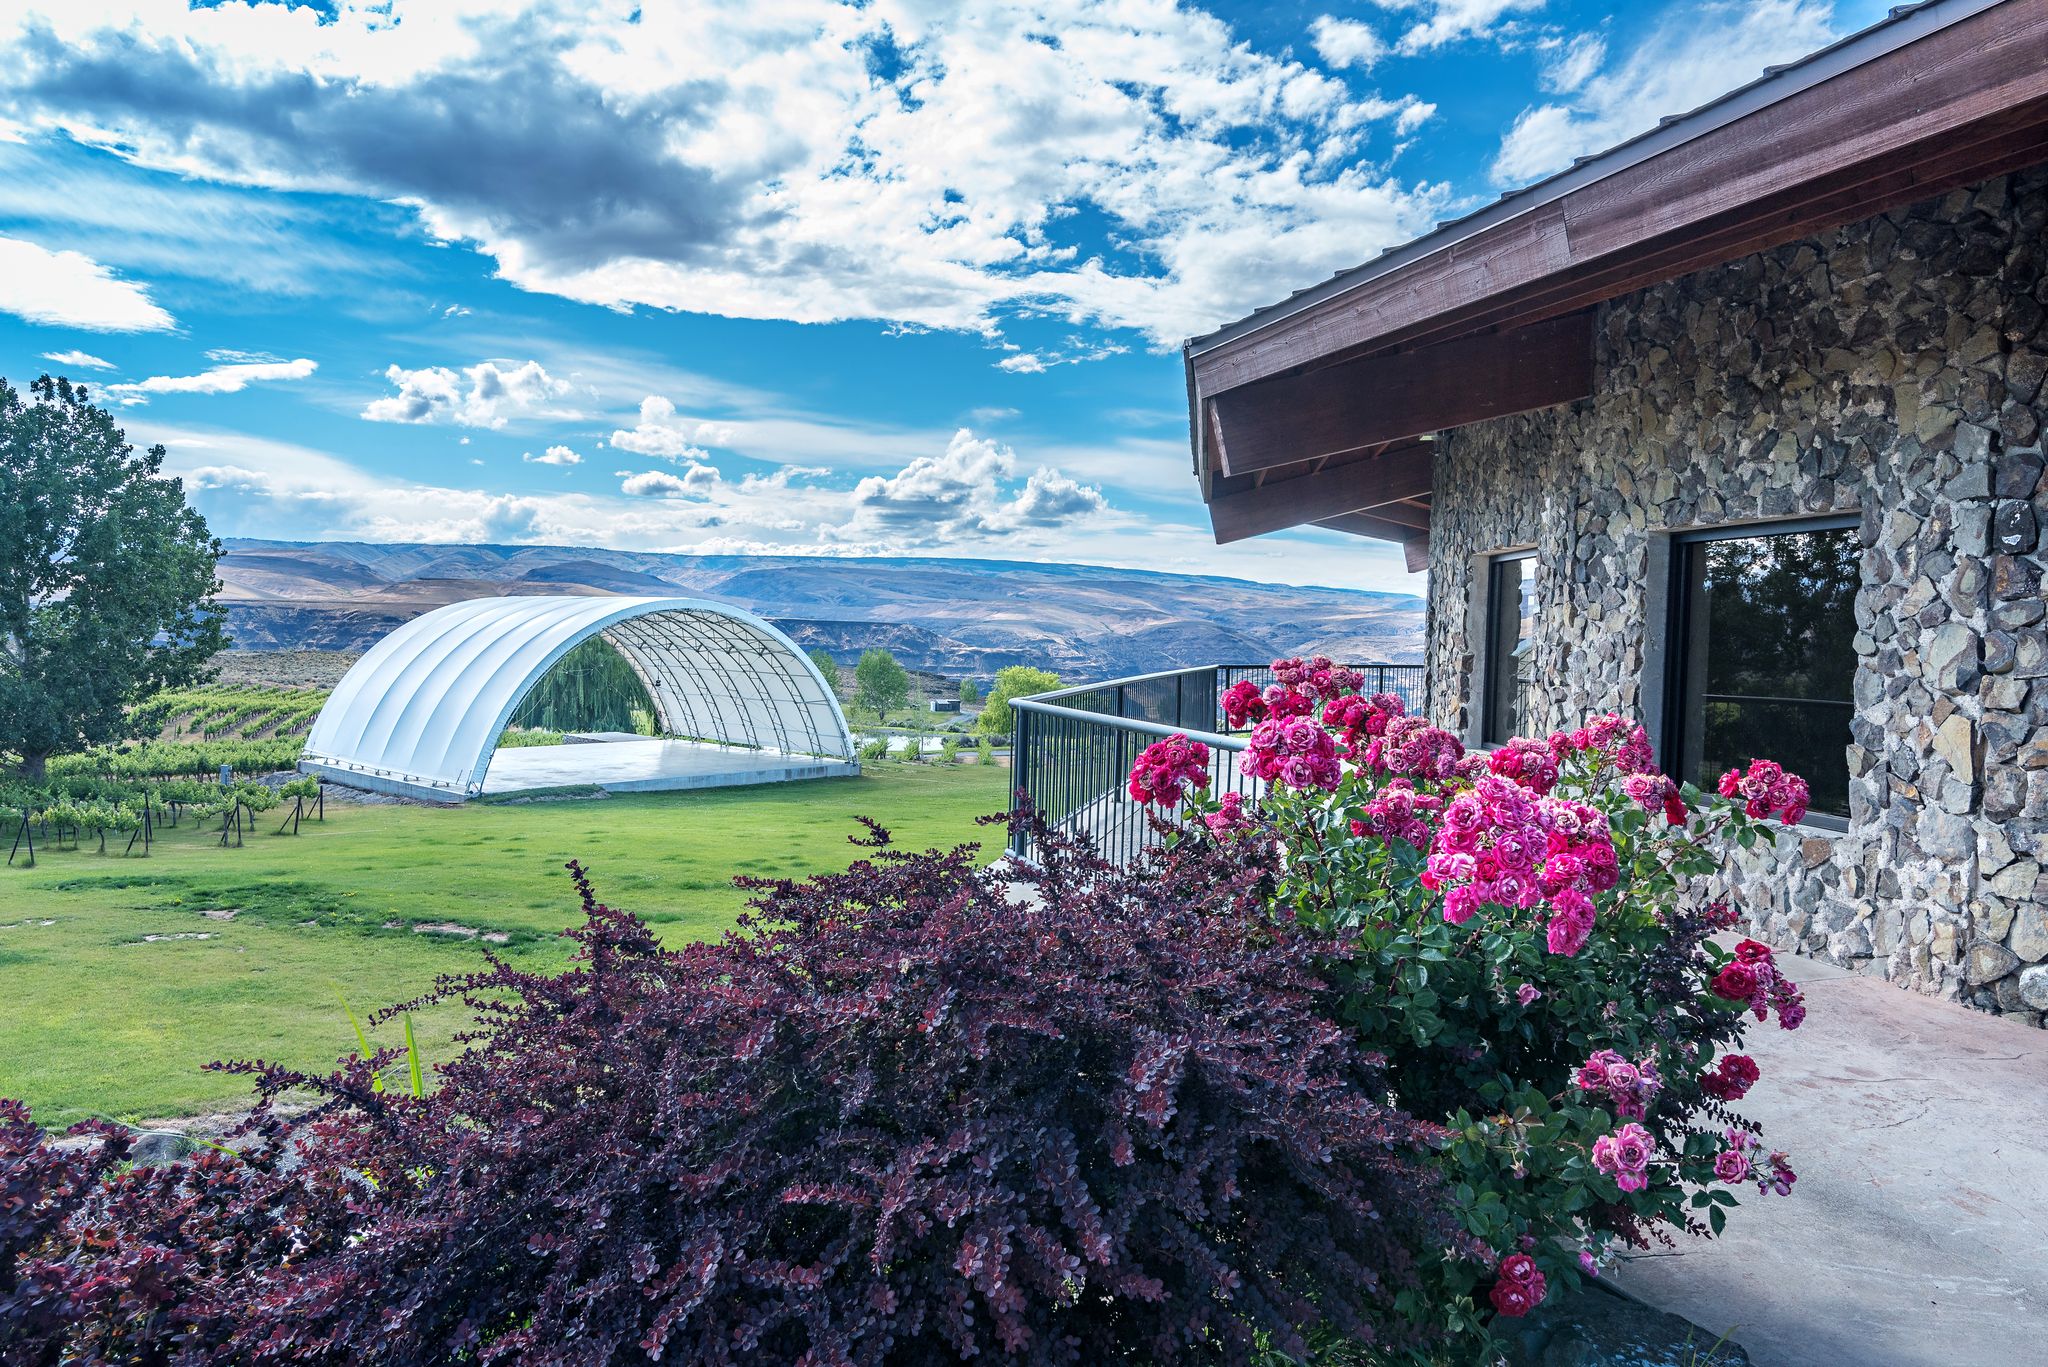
[1616,953,2046,1366]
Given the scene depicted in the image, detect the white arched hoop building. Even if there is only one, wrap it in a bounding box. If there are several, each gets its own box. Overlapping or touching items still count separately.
[300,596,858,802]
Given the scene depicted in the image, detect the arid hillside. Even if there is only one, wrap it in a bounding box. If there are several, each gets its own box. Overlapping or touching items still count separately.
[215,540,1425,680]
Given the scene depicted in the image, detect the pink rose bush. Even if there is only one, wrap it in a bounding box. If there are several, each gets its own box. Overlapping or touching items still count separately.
[1127,658,1813,1349]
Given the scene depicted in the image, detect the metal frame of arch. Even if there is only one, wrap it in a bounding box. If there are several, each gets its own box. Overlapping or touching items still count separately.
[300,596,856,800]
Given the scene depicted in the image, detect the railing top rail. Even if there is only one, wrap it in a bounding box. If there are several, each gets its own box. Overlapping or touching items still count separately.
[1019,664,1224,708]
[1021,660,1419,709]
[1009,696,1245,749]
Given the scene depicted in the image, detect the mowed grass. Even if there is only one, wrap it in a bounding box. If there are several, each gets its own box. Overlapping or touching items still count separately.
[0,764,1007,1127]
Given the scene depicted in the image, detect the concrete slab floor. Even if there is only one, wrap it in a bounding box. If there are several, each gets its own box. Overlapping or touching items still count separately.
[1615,952,2045,1367]
[479,738,857,795]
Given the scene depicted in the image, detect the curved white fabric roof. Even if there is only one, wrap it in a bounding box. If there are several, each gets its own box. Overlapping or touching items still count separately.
[302,596,854,797]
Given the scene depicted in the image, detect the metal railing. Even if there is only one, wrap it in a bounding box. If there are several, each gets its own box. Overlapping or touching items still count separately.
[1008,661,1426,865]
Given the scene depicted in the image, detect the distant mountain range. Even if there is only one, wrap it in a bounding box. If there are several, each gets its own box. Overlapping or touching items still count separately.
[213,540,1425,682]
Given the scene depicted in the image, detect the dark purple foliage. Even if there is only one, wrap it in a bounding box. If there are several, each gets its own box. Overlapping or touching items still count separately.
[0,818,1453,1365]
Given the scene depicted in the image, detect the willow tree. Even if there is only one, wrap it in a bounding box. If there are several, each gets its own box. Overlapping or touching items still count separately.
[0,376,226,780]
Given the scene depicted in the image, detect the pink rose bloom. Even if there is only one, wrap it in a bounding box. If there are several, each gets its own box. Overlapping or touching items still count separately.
[1498,1253,1540,1285]
[1489,1278,1538,1318]
[1612,1128,1651,1172]
[1517,983,1542,1007]
[1713,1149,1752,1184]
[1203,791,1249,835]
[1593,1122,1655,1194]
[1443,884,1482,926]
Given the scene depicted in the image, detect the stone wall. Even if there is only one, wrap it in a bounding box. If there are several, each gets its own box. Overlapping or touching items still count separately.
[1425,167,2048,1021]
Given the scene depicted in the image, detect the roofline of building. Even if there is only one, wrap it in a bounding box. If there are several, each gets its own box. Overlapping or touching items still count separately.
[1184,0,1998,360]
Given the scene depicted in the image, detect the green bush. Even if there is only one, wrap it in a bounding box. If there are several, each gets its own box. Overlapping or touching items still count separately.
[495,728,566,749]
[975,665,1060,735]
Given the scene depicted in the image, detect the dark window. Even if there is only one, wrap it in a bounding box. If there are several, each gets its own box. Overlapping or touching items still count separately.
[1665,518,1860,826]
[1482,551,1537,744]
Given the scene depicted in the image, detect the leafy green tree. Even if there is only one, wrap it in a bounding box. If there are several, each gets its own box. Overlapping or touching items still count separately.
[853,648,910,723]
[805,647,841,693]
[958,677,981,705]
[1,376,226,780]
[977,665,1061,736]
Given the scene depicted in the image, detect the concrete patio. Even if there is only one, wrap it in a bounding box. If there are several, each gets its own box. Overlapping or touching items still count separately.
[479,736,859,796]
[1616,952,2046,1366]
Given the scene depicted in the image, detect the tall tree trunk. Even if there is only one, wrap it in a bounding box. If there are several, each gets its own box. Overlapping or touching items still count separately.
[18,751,47,783]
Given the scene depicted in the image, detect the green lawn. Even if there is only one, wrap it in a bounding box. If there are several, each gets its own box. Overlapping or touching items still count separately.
[0,764,1007,1127]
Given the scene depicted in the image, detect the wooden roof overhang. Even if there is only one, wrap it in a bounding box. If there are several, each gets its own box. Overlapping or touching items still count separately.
[1182,0,2048,572]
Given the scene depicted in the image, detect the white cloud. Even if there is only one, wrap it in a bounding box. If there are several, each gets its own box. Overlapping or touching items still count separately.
[994,339,1129,373]
[361,358,574,428]
[842,428,1105,540]
[1310,16,1387,71]
[524,444,582,465]
[1395,101,1437,135]
[609,395,737,460]
[0,235,175,331]
[1493,0,1839,184]
[1541,32,1606,94]
[104,356,316,405]
[1374,0,1547,55]
[0,0,1455,346]
[621,464,720,498]
[41,349,114,370]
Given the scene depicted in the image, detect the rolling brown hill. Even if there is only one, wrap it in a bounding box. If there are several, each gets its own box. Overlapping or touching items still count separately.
[214,540,1424,682]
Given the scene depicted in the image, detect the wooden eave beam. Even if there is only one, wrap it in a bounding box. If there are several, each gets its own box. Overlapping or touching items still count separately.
[1188,0,2048,397]
[1315,513,1432,574]
[1207,312,1592,478]
[1208,443,1432,544]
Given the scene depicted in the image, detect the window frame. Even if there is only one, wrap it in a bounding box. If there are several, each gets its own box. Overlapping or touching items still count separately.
[1480,548,1538,747]
[1659,514,1860,834]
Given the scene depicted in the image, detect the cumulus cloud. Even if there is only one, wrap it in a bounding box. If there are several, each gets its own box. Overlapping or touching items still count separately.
[41,348,113,370]
[842,428,1105,540]
[524,444,582,465]
[0,235,174,331]
[0,0,1454,346]
[1493,0,1838,184]
[609,395,737,460]
[362,358,573,428]
[621,467,718,499]
[1310,16,1387,70]
[104,356,317,405]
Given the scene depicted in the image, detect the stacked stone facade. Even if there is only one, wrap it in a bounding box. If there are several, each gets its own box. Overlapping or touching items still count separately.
[1426,167,2048,1021]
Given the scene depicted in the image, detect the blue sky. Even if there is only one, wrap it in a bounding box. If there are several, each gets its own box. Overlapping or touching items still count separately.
[0,0,1890,594]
